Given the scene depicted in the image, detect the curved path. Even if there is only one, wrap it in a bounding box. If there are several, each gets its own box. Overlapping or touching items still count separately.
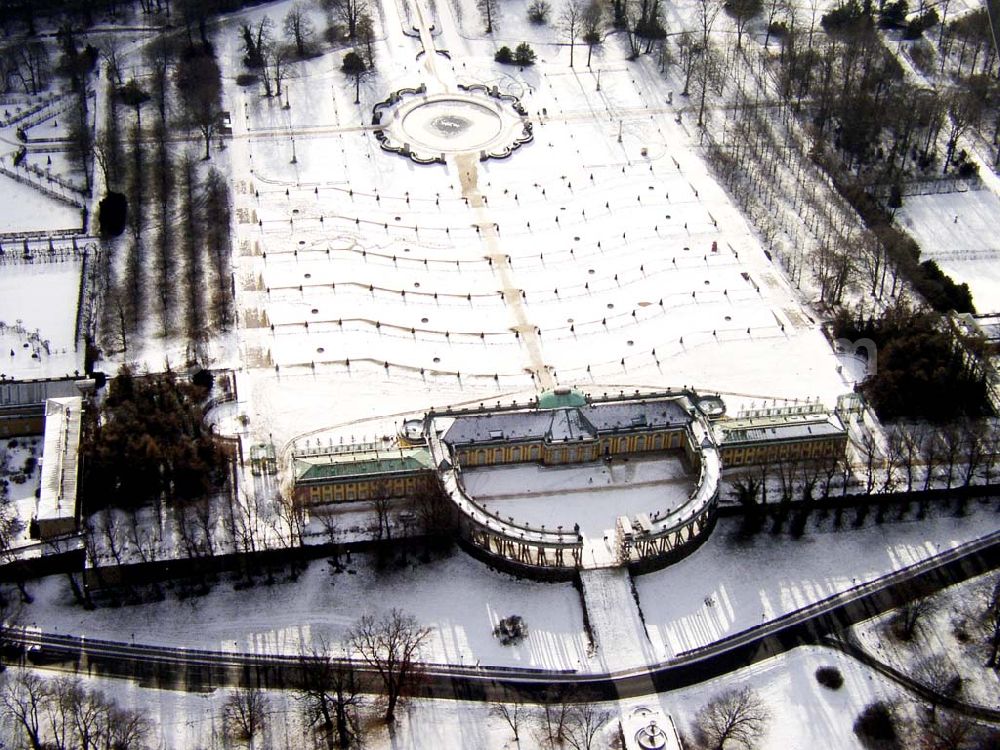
[6,529,999,703]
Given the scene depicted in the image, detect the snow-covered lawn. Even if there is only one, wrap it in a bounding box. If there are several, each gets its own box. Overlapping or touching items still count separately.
[0,644,915,750]
[896,189,1000,314]
[1,434,42,547]
[0,259,84,380]
[463,454,693,538]
[21,502,1000,675]
[853,570,1000,712]
[25,550,592,672]
[635,506,999,661]
[218,0,852,450]
[0,176,82,235]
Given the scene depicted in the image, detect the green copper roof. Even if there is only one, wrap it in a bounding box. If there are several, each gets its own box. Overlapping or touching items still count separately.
[294,447,433,483]
[537,387,587,410]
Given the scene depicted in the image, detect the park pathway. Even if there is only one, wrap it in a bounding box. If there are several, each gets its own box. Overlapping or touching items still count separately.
[580,567,656,683]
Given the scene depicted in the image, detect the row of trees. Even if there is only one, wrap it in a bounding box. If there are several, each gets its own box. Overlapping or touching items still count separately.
[97,27,233,351]
[2,609,429,750]
[1,672,150,750]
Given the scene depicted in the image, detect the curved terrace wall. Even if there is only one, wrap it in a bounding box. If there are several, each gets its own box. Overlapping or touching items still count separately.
[426,393,722,579]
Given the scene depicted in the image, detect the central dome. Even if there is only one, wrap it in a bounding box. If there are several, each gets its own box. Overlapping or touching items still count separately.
[537,386,588,410]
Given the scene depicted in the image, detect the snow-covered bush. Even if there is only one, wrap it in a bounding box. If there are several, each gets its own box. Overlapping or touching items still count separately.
[493,614,528,645]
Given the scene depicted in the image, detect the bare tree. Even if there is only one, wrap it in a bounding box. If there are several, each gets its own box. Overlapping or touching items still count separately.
[100,39,125,86]
[916,711,977,750]
[1,668,47,750]
[676,30,702,97]
[240,16,274,69]
[724,0,762,49]
[920,427,942,492]
[269,43,289,99]
[477,0,500,32]
[175,49,223,160]
[892,596,937,641]
[296,641,364,749]
[323,0,369,39]
[356,13,376,67]
[491,689,527,744]
[6,42,51,95]
[978,576,1000,669]
[371,479,393,540]
[284,3,316,57]
[694,686,769,750]
[915,654,963,724]
[341,50,368,104]
[534,688,575,748]
[560,0,583,67]
[958,420,985,488]
[581,0,605,67]
[695,0,723,126]
[108,704,152,749]
[223,687,270,749]
[348,609,431,723]
[275,490,306,548]
[566,704,612,749]
[899,426,922,493]
[144,34,174,125]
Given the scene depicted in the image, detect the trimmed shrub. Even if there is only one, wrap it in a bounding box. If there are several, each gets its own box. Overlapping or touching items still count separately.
[514,42,536,66]
[854,702,898,749]
[816,666,845,690]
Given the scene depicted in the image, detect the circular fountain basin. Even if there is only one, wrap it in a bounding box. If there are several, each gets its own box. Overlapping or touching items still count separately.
[374,88,532,164]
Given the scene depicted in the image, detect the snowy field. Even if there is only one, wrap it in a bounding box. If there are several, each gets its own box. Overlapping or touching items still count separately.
[635,506,998,662]
[25,550,593,672]
[853,570,1000,712]
[0,176,82,235]
[896,189,1000,314]
[0,259,84,380]
[462,454,693,538]
[22,503,998,674]
[218,0,851,449]
[0,644,913,750]
[0,435,41,548]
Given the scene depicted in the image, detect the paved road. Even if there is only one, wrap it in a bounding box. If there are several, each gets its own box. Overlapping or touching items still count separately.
[6,530,998,703]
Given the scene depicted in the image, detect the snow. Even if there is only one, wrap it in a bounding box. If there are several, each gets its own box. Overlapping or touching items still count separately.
[0,643,913,750]
[634,506,998,662]
[462,454,693,539]
[22,502,999,676]
[896,188,1000,314]
[26,550,593,672]
[217,0,852,451]
[581,567,657,669]
[0,259,85,380]
[1,434,42,548]
[852,570,1000,712]
[0,175,82,235]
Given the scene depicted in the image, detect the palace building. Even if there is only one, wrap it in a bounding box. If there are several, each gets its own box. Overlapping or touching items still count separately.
[292,443,436,507]
[441,387,695,468]
[714,410,848,467]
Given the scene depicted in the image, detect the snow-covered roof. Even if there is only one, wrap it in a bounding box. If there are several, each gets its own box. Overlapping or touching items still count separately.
[442,397,693,447]
[294,446,434,483]
[717,414,846,446]
[37,396,82,532]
